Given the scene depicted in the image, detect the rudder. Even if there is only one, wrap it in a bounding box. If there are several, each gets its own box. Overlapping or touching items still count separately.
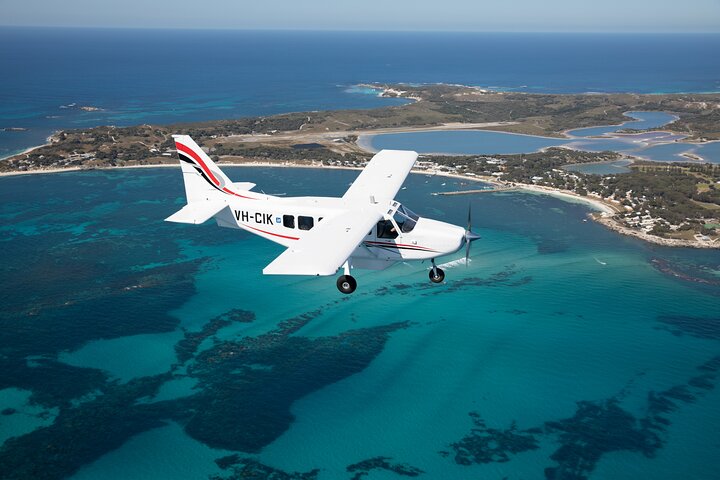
[172,135,232,203]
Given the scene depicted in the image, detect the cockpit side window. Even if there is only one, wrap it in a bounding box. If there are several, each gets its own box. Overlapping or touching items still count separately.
[393,204,419,233]
[377,219,398,239]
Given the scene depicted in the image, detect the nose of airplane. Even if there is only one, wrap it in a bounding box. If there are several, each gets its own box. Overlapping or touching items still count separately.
[464,230,481,243]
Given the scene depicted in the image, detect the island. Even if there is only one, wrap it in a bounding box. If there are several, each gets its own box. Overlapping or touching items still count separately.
[1,83,719,247]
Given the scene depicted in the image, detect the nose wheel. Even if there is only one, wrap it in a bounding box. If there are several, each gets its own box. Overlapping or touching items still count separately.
[429,259,445,283]
[337,275,357,294]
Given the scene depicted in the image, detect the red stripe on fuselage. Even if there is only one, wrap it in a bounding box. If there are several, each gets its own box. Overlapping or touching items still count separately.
[222,187,256,200]
[242,224,299,241]
[364,241,438,252]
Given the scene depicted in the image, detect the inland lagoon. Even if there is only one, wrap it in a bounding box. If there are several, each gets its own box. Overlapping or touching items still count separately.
[366,111,720,164]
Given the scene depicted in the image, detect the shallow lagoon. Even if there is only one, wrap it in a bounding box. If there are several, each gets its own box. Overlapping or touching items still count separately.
[0,168,719,480]
[368,111,720,164]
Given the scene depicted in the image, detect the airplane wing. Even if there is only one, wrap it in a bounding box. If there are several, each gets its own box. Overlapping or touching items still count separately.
[263,208,382,276]
[343,150,418,205]
[263,149,416,276]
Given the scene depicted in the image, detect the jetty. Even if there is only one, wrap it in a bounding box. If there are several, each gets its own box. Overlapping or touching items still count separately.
[432,186,517,196]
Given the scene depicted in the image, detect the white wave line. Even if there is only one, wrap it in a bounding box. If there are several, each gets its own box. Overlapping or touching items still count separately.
[438,258,470,269]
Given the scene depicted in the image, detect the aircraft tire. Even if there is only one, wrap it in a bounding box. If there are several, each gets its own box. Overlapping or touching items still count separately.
[429,267,445,283]
[337,275,357,294]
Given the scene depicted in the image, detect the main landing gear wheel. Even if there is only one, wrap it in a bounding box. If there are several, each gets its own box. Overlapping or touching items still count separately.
[337,275,357,294]
[429,267,445,283]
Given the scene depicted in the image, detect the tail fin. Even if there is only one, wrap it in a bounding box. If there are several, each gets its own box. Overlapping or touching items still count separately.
[172,135,234,203]
[166,135,258,224]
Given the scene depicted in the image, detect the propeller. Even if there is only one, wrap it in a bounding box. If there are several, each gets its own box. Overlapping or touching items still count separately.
[464,203,481,265]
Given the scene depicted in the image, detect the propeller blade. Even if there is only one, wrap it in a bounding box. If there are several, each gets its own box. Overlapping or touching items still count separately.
[464,202,480,266]
[467,202,472,231]
[465,236,471,266]
[465,203,472,266]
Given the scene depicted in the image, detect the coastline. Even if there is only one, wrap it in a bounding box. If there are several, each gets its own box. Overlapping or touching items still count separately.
[512,183,619,214]
[0,137,54,162]
[2,91,718,250]
[593,214,719,248]
[5,156,715,249]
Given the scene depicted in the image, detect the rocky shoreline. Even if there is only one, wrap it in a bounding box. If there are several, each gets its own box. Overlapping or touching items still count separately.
[592,214,719,249]
[1,158,717,249]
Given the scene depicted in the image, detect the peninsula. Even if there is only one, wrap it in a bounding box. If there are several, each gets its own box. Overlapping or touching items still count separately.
[1,84,719,247]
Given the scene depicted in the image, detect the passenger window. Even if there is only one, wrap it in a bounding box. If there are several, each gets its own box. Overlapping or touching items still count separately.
[377,220,398,239]
[298,216,314,231]
[283,215,295,228]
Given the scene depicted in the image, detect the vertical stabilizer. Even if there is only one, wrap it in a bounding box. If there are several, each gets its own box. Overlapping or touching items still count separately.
[172,135,232,203]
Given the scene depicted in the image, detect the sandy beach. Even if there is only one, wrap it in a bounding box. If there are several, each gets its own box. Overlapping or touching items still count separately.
[1,151,716,249]
[513,184,619,214]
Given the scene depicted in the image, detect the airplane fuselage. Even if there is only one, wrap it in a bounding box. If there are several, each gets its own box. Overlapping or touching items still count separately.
[213,195,466,269]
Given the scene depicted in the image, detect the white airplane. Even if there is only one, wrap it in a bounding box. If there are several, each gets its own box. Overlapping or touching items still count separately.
[165,135,480,294]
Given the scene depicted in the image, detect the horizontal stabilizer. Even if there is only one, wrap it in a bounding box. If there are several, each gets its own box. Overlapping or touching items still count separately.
[232,182,256,191]
[165,201,227,225]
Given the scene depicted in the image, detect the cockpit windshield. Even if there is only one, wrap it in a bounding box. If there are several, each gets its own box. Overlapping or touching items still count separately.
[393,204,419,233]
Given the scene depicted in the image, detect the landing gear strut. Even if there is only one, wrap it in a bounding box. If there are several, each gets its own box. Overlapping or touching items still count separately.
[336,260,357,294]
[429,258,445,283]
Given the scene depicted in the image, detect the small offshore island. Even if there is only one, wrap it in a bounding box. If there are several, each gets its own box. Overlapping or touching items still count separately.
[2,83,719,248]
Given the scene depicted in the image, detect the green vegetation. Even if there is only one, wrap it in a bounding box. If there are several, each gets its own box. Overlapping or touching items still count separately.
[440,151,720,241]
[2,83,719,246]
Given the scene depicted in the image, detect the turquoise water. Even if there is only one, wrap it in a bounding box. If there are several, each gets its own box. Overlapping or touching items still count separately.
[1,167,719,479]
[368,111,720,163]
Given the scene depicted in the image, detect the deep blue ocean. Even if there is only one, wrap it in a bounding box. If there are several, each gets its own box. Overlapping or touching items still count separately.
[2,28,720,157]
[2,28,720,480]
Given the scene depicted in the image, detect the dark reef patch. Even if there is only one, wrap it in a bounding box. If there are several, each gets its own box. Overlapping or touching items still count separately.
[429,265,532,295]
[448,352,720,480]
[0,374,174,480]
[656,314,720,340]
[211,456,319,479]
[0,305,411,479]
[450,412,540,465]
[0,359,108,409]
[0,247,203,357]
[371,264,532,297]
[183,313,409,452]
[0,220,206,410]
[543,399,660,480]
[649,257,720,293]
[346,456,424,479]
[175,309,256,364]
